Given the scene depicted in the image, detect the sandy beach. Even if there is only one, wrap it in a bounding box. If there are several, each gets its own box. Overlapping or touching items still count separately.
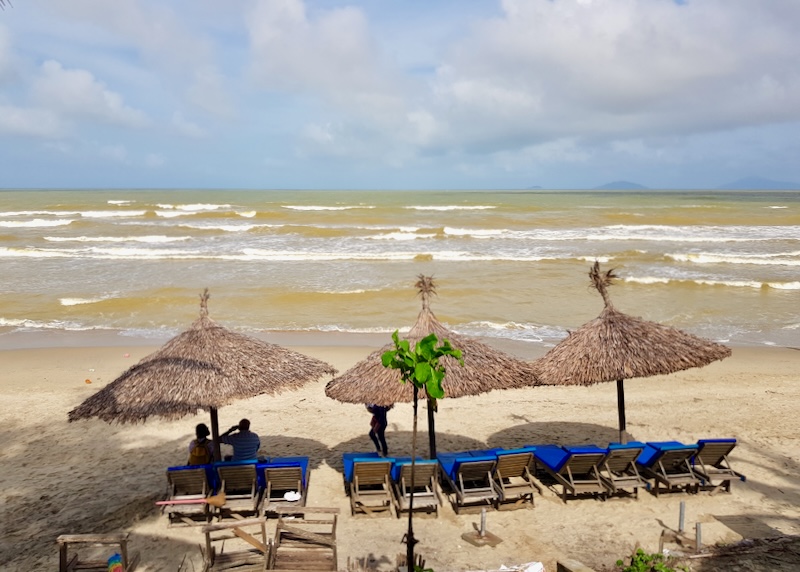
[1,334,799,571]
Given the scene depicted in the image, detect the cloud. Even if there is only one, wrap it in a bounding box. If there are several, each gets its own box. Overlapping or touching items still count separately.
[0,105,64,137]
[31,60,149,127]
[171,111,206,138]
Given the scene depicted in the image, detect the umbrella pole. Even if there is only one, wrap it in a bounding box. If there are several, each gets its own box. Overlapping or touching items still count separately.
[426,397,437,460]
[616,379,627,444]
[210,407,222,462]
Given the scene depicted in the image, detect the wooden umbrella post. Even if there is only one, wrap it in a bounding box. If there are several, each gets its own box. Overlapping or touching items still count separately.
[616,379,627,444]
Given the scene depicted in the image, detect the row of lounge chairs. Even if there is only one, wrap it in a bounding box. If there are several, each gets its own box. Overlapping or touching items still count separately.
[163,438,745,525]
[526,438,745,503]
[164,457,310,525]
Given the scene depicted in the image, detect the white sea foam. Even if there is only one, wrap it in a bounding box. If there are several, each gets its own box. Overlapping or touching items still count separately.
[238,211,257,218]
[155,210,195,218]
[365,232,437,241]
[625,275,800,290]
[0,219,75,228]
[156,203,231,211]
[179,222,281,231]
[667,252,800,266]
[60,296,109,306]
[0,210,79,217]
[443,227,503,237]
[80,210,147,218]
[108,200,133,205]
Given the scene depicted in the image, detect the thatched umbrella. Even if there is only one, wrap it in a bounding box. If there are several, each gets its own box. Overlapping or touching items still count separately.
[534,262,731,443]
[69,290,337,460]
[325,275,539,458]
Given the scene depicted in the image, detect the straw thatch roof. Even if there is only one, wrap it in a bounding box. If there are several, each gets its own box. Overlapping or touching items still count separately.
[325,275,538,406]
[69,290,337,424]
[534,262,731,386]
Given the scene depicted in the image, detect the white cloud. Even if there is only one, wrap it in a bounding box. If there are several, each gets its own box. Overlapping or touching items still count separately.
[31,60,149,127]
[98,143,128,162]
[0,105,64,137]
[145,153,165,168]
[171,112,206,138]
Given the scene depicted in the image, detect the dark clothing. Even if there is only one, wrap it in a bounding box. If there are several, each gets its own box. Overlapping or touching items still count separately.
[368,405,390,456]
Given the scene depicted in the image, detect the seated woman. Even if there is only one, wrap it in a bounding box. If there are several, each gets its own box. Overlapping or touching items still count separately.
[187,423,214,465]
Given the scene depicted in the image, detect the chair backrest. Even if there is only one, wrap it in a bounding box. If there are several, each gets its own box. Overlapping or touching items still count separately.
[353,460,392,486]
[604,444,645,472]
[397,461,437,488]
[217,463,257,493]
[168,467,208,495]
[456,459,496,482]
[265,466,303,492]
[494,451,534,479]
[696,439,736,467]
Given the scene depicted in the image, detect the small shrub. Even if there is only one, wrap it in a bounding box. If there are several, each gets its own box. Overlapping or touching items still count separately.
[616,548,686,572]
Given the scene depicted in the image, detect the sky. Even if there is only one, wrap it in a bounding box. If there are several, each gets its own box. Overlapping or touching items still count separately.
[1,0,799,190]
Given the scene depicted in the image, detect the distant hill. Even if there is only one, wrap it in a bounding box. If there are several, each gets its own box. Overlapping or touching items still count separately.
[593,180,649,190]
[717,176,799,190]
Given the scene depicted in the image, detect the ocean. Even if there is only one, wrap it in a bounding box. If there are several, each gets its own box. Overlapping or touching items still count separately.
[1,188,798,349]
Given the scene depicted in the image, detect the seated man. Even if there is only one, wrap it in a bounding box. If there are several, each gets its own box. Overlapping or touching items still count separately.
[220,418,261,461]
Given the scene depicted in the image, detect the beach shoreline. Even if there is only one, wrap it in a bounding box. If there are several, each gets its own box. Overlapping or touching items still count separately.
[1,336,799,571]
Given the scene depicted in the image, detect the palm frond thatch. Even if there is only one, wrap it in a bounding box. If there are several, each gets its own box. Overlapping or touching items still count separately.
[69,290,337,424]
[325,275,538,406]
[534,262,731,386]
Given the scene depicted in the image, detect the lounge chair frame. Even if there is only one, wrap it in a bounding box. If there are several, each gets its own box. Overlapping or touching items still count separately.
[261,465,308,516]
[164,466,212,525]
[392,460,441,517]
[492,451,539,509]
[202,517,269,571]
[598,445,648,499]
[534,446,608,503]
[637,444,700,496]
[348,459,395,517]
[268,507,339,571]
[439,456,498,514]
[216,463,262,520]
[693,439,747,493]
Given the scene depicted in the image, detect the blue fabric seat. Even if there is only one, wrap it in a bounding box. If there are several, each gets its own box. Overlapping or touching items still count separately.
[635,441,700,496]
[436,451,498,513]
[533,444,608,502]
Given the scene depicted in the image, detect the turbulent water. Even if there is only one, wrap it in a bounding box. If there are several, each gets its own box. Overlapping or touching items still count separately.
[1,188,798,348]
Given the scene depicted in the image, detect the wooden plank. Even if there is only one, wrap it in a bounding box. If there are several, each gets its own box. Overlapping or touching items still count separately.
[278,524,335,547]
[231,527,269,554]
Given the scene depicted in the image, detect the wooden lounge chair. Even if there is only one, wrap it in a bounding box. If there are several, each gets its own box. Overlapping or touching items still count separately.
[392,458,441,516]
[269,507,339,571]
[492,447,540,509]
[216,461,261,519]
[636,441,700,496]
[437,452,498,514]
[533,445,608,502]
[692,438,747,493]
[201,517,269,571]
[57,533,140,572]
[343,453,395,517]
[598,442,648,498]
[163,465,213,525]
[260,456,309,516]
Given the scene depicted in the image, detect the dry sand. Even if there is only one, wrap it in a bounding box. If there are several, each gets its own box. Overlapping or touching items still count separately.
[1,335,799,571]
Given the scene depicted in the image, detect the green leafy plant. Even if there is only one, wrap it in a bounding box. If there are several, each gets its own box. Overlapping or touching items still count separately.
[382,330,462,572]
[616,548,685,572]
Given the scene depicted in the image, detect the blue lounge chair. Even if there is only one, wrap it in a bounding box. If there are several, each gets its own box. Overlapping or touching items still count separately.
[214,460,261,519]
[260,456,310,514]
[598,442,648,498]
[533,444,608,502]
[692,438,746,493]
[492,447,539,509]
[437,451,498,513]
[342,452,395,517]
[636,441,700,496]
[391,458,441,516]
[163,464,214,525]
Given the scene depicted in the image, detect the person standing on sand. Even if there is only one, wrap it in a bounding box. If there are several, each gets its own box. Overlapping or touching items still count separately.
[366,404,392,457]
[220,418,261,461]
